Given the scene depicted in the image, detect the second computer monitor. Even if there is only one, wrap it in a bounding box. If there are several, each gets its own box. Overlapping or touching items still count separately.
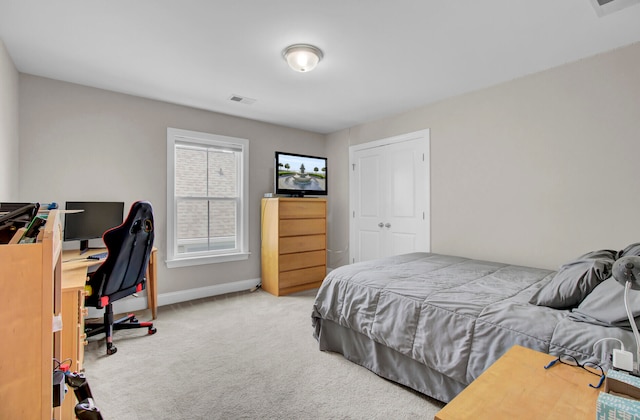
[64,201,124,253]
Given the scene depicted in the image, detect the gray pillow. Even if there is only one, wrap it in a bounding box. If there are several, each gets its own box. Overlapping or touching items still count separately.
[619,242,640,258]
[528,249,616,309]
[570,277,640,330]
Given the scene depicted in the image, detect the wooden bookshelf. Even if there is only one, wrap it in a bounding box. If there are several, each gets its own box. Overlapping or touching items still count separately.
[0,210,63,419]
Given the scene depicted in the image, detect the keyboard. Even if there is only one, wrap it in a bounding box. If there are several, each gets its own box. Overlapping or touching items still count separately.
[87,252,108,260]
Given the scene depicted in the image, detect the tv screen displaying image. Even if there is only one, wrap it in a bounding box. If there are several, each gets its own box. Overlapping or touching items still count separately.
[275,151,327,196]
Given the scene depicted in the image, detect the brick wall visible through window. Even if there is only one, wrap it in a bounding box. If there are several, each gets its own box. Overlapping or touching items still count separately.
[167,127,249,267]
[175,144,239,253]
[175,147,237,241]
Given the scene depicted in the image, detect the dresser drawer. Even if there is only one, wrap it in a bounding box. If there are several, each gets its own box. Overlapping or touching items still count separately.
[279,218,326,237]
[279,234,325,254]
[261,197,327,296]
[279,266,326,289]
[279,200,326,219]
[279,250,326,272]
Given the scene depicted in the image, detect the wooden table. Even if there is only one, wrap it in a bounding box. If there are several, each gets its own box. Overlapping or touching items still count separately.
[434,345,601,420]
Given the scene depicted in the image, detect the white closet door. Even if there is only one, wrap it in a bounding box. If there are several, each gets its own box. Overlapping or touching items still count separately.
[349,130,430,263]
[352,147,385,262]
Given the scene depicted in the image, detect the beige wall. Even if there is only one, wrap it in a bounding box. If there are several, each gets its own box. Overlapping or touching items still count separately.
[328,42,640,270]
[0,39,19,200]
[11,40,640,298]
[18,75,325,295]
[325,129,350,268]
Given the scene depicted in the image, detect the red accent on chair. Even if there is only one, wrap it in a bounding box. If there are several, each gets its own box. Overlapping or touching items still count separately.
[100,296,109,307]
[136,283,143,293]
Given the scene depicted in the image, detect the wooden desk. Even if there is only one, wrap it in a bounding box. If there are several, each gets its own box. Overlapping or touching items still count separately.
[62,247,158,319]
[434,345,601,420]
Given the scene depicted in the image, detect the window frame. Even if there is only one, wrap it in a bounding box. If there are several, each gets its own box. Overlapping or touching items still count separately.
[166,127,250,268]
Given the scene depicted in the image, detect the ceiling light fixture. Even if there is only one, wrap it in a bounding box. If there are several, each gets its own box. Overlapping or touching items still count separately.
[282,44,323,73]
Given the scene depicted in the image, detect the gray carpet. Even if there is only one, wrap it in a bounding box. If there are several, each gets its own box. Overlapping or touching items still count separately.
[83,288,444,419]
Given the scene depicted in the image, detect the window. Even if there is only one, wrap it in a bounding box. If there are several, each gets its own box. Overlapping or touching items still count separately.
[167,128,249,268]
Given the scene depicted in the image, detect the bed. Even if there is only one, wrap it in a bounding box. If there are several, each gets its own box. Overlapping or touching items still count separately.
[311,245,640,403]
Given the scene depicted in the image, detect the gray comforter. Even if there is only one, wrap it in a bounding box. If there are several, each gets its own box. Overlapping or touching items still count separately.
[312,252,635,396]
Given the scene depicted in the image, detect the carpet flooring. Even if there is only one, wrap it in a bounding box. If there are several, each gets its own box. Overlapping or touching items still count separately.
[82,288,444,419]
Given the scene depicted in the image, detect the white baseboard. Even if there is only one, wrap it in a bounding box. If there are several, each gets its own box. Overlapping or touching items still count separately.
[87,278,261,318]
[158,278,260,306]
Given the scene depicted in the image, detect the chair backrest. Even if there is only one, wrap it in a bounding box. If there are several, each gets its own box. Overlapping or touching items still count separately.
[86,201,155,308]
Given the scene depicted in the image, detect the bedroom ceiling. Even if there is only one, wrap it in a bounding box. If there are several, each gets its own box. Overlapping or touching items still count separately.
[1,1,640,134]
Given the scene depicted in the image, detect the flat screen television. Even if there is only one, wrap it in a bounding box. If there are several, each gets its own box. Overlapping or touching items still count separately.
[64,201,124,253]
[275,151,327,197]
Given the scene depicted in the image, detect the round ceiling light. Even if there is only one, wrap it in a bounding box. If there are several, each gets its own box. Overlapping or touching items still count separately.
[282,44,323,73]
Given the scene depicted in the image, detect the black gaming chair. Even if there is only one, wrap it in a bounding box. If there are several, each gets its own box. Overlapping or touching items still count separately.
[84,201,157,355]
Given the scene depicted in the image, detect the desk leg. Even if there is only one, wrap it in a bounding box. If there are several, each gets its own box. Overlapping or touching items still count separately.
[147,249,158,319]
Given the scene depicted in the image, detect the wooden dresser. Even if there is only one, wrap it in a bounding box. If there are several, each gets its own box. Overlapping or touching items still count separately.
[261,197,327,296]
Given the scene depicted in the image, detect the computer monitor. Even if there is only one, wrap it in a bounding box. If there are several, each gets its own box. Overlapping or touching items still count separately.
[64,201,125,253]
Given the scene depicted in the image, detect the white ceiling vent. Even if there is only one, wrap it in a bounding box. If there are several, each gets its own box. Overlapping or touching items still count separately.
[590,0,640,16]
[228,94,256,105]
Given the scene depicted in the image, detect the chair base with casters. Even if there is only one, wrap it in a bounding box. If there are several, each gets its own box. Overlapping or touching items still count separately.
[85,301,157,355]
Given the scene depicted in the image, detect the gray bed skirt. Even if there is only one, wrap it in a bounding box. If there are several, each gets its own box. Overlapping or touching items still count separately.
[316,318,465,403]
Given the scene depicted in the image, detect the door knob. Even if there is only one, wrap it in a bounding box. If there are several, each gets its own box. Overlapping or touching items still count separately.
[385,223,391,228]
[378,222,384,228]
